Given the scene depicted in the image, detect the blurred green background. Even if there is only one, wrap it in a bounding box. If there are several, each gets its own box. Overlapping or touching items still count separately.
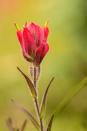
[0,0,87,130]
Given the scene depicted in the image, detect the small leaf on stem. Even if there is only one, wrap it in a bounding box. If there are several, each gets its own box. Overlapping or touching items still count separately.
[46,114,54,131]
[40,77,55,117]
[11,99,40,130]
[17,67,37,97]
[20,119,27,131]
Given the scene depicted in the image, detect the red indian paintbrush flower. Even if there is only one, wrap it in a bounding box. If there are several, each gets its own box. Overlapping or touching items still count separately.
[16,22,49,65]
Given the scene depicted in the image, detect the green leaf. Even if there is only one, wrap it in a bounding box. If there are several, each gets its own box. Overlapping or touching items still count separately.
[40,77,54,117]
[20,119,27,131]
[17,67,37,98]
[46,114,54,131]
[11,99,40,130]
[54,77,87,114]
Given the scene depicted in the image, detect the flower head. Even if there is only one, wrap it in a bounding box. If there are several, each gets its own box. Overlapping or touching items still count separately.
[16,22,49,65]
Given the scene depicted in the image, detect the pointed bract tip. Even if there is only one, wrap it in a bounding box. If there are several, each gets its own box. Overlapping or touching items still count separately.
[25,21,28,26]
[23,22,28,28]
[14,23,20,30]
[44,21,48,27]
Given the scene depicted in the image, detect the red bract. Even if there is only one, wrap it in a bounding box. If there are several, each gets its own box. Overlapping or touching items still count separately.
[16,22,49,65]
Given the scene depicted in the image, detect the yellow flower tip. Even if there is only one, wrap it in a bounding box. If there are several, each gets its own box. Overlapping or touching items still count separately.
[14,23,20,30]
[23,22,28,28]
[44,21,49,27]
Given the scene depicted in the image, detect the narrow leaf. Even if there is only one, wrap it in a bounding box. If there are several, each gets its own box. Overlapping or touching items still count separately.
[20,119,27,131]
[54,77,87,114]
[46,114,54,131]
[40,77,55,116]
[11,99,40,130]
[17,67,37,97]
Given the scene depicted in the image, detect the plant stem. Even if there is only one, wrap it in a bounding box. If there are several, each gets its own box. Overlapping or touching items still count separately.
[33,66,44,131]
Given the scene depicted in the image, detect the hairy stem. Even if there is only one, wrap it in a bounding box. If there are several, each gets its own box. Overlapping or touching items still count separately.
[33,66,44,131]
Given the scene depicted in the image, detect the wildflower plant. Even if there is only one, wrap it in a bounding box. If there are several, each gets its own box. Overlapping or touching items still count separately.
[7,22,54,131]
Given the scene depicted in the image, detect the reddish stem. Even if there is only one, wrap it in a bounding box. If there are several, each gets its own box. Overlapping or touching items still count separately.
[33,65,44,131]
